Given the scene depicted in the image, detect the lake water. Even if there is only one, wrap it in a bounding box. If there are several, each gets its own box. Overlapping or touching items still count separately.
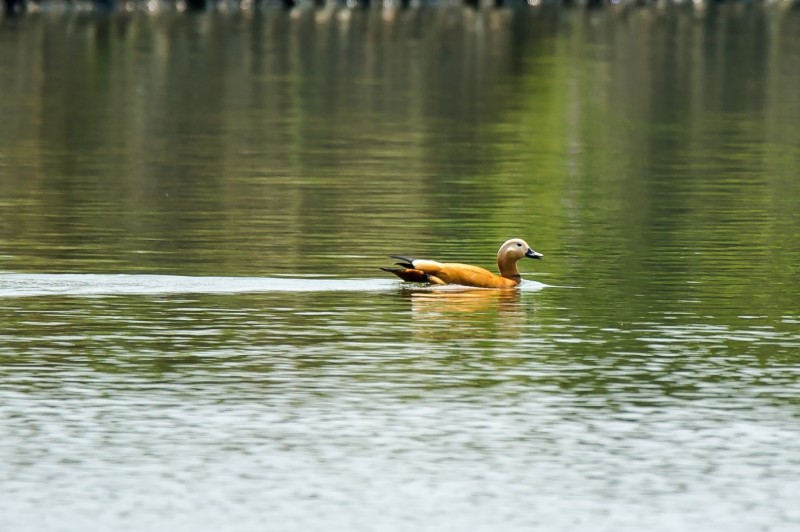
[2,4,800,531]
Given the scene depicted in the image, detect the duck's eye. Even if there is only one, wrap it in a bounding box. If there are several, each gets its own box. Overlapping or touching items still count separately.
[516,243,522,247]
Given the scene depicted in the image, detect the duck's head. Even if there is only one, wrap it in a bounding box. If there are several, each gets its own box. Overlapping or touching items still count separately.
[498,238,543,263]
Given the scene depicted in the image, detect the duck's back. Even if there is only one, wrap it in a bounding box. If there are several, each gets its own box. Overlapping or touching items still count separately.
[432,262,519,289]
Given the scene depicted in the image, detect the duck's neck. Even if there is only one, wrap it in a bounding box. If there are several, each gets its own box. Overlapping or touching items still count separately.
[497,254,521,283]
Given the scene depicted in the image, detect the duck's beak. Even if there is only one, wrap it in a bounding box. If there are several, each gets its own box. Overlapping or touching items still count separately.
[525,248,543,259]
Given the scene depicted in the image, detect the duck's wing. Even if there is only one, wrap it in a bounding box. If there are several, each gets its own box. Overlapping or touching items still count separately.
[389,255,416,268]
[382,259,504,287]
[382,257,448,285]
[434,263,518,288]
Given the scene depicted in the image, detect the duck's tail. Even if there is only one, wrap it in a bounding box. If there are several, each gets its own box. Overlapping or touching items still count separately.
[381,267,430,284]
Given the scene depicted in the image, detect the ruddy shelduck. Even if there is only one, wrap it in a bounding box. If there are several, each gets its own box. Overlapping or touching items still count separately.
[382,238,543,289]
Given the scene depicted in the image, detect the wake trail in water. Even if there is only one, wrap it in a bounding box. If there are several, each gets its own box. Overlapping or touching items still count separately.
[0,273,398,297]
[0,273,548,298]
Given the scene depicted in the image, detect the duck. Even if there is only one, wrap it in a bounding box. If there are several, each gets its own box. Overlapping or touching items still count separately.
[381,238,543,289]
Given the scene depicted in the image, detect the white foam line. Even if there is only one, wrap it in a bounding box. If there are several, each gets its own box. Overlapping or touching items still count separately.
[0,273,399,297]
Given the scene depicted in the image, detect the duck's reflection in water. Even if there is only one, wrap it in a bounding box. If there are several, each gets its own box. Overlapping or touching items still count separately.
[399,288,532,340]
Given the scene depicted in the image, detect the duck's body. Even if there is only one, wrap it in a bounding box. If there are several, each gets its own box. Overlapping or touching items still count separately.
[382,238,542,289]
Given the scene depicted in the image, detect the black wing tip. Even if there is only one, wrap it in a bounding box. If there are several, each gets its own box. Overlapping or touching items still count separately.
[389,255,415,268]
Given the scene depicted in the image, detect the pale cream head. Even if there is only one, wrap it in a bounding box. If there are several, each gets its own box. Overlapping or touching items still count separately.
[497,238,543,263]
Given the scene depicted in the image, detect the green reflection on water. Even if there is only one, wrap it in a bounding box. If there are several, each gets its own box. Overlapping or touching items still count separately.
[0,9,798,364]
[0,6,797,333]
[1,8,797,299]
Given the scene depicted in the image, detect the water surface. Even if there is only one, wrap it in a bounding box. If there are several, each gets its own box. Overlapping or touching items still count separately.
[1,5,799,531]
